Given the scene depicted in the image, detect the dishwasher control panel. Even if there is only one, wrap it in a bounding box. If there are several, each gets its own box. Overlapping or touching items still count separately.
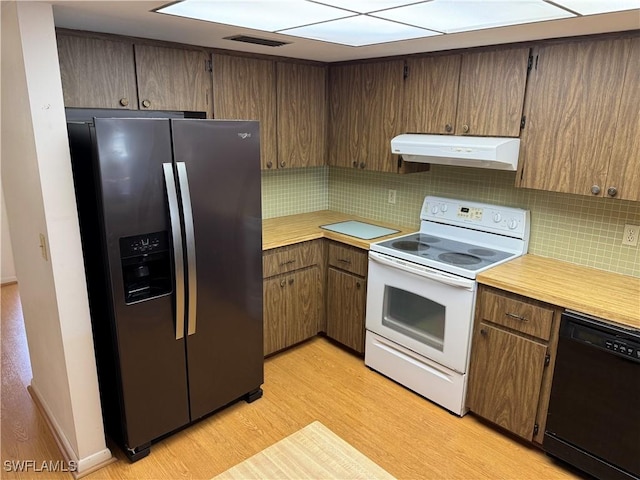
[563,311,640,363]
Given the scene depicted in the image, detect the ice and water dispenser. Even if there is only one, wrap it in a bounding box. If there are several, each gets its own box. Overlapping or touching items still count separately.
[120,231,172,304]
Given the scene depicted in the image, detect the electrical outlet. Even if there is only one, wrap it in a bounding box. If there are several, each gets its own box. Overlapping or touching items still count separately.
[388,189,397,204]
[622,224,639,247]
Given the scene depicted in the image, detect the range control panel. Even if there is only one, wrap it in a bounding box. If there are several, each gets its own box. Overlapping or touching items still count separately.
[421,196,530,239]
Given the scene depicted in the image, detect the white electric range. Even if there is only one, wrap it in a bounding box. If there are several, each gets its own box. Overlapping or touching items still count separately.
[365,196,530,416]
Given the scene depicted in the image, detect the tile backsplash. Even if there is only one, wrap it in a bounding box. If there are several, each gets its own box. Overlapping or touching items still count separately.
[262,166,640,277]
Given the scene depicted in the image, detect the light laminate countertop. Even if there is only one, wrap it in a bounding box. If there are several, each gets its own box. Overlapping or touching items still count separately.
[478,254,640,330]
[262,210,412,251]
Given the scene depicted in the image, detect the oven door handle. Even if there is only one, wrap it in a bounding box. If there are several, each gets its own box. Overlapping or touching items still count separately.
[369,251,475,290]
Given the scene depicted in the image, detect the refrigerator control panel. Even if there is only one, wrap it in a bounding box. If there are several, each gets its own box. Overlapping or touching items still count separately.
[120,231,169,258]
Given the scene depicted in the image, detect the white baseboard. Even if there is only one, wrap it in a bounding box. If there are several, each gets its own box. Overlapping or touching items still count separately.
[28,382,115,478]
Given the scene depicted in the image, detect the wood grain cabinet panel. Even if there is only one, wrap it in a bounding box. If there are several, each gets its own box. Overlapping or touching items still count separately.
[403,48,528,137]
[57,33,138,109]
[479,290,554,341]
[467,285,563,444]
[212,55,277,170]
[404,55,461,135]
[329,61,406,173]
[607,37,640,202]
[135,44,212,117]
[262,241,323,356]
[466,323,547,440]
[263,240,323,278]
[277,62,327,168]
[327,243,367,277]
[327,268,366,353]
[263,267,322,356]
[329,64,364,169]
[263,275,288,356]
[456,47,529,137]
[325,242,368,354]
[517,37,633,199]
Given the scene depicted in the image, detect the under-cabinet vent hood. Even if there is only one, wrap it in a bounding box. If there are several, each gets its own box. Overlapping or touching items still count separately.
[391,134,521,171]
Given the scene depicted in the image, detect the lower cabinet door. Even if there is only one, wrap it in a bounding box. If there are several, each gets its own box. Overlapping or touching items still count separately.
[263,267,321,356]
[326,268,366,353]
[467,323,547,439]
[263,275,288,356]
[287,267,321,346]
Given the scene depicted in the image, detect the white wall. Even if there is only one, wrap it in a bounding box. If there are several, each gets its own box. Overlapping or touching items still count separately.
[1,187,16,284]
[0,2,111,473]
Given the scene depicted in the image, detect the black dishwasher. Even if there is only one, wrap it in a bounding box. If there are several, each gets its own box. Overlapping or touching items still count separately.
[544,310,640,480]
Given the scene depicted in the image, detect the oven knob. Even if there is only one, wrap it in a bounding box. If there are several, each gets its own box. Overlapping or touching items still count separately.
[431,205,439,214]
[440,204,448,212]
[508,218,518,229]
[493,213,502,223]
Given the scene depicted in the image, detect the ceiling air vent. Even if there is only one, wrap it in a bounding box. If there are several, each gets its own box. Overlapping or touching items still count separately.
[224,35,289,47]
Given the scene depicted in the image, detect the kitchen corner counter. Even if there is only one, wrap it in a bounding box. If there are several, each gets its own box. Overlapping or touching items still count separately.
[477,254,640,330]
[262,211,411,251]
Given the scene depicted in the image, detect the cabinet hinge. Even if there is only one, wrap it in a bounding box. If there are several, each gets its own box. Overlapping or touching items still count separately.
[403,63,409,80]
[544,354,550,367]
[520,115,526,130]
[533,423,539,436]
[206,59,213,73]
[527,54,533,73]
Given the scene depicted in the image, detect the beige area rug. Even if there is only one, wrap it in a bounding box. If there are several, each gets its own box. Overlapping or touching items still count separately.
[213,421,396,479]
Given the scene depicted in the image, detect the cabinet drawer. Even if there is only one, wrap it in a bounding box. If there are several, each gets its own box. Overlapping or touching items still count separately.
[479,290,554,341]
[328,242,367,277]
[263,240,322,278]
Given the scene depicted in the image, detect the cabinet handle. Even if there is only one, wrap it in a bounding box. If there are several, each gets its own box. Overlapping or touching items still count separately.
[119,97,129,107]
[266,161,273,169]
[141,99,151,108]
[338,258,352,264]
[288,277,294,285]
[480,328,488,336]
[352,161,358,168]
[505,312,528,322]
[280,161,286,168]
[591,185,601,195]
[359,162,366,169]
[280,279,286,287]
[279,259,296,266]
[607,186,618,197]
[462,124,470,133]
[356,281,361,289]
[445,123,453,133]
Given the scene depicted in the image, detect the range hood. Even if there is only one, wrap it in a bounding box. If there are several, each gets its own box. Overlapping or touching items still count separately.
[391,134,521,171]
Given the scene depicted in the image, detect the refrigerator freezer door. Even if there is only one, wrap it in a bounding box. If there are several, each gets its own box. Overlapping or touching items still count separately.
[171,119,264,420]
[94,118,190,448]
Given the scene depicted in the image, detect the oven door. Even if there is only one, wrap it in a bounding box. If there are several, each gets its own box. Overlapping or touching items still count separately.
[366,251,476,373]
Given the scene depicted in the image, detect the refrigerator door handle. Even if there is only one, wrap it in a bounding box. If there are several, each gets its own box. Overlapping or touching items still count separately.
[163,163,185,340]
[176,162,197,336]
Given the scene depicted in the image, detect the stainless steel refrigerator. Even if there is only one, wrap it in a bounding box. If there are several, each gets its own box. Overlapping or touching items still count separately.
[66,110,263,461]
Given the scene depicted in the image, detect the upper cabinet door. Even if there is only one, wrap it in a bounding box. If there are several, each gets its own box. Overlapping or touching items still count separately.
[329,63,363,169]
[456,47,530,137]
[134,45,212,117]
[518,38,630,197]
[404,55,461,135]
[277,62,327,168]
[212,55,277,170]
[57,33,138,109]
[606,37,640,202]
[359,60,405,173]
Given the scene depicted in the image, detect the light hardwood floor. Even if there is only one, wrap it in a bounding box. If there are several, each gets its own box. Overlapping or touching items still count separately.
[1,283,581,479]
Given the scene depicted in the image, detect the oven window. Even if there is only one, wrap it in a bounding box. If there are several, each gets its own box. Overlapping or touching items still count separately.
[382,286,445,351]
